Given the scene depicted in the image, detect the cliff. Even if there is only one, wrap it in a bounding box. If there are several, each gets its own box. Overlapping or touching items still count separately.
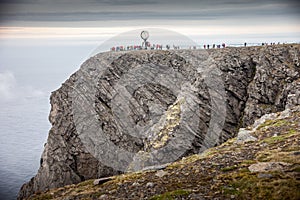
[26,105,300,199]
[18,44,300,199]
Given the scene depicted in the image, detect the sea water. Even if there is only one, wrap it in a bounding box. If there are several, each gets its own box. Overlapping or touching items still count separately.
[0,96,50,199]
[0,42,94,200]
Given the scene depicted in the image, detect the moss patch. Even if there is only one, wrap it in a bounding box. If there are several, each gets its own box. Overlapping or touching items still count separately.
[218,171,300,200]
[258,119,291,130]
[221,165,239,172]
[32,193,53,200]
[149,189,191,200]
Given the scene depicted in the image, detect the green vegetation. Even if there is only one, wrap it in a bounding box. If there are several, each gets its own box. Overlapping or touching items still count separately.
[149,189,191,200]
[261,129,298,145]
[221,165,238,172]
[219,171,300,200]
[241,160,257,165]
[258,119,291,130]
[32,193,53,200]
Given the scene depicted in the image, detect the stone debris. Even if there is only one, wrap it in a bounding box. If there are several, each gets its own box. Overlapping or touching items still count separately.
[236,128,257,143]
[146,182,154,188]
[248,162,291,173]
[155,170,168,178]
[257,173,273,179]
[93,177,114,185]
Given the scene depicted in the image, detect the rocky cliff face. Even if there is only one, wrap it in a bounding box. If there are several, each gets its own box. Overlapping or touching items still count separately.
[27,105,300,200]
[18,44,300,199]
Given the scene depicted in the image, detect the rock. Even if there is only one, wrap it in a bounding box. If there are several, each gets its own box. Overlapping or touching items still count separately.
[188,194,205,200]
[18,45,300,199]
[132,182,140,187]
[257,173,273,179]
[141,163,169,171]
[236,128,257,143]
[99,194,108,199]
[146,182,154,188]
[93,177,114,185]
[248,162,291,173]
[155,170,168,178]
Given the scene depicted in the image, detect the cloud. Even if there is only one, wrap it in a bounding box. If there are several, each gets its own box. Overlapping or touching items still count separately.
[0,11,221,22]
[0,71,45,102]
[93,0,158,6]
[0,0,299,23]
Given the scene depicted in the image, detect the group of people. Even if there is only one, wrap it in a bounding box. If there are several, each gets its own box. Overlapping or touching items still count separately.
[262,42,280,46]
[110,43,164,51]
[203,43,226,49]
[110,43,227,51]
[111,45,142,51]
[110,41,285,52]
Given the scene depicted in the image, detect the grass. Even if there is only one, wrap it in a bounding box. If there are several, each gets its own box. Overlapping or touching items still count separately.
[261,129,298,145]
[262,135,286,144]
[241,160,257,165]
[32,193,53,200]
[257,119,291,130]
[221,165,239,172]
[149,189,191,200]
[219,171,300,200]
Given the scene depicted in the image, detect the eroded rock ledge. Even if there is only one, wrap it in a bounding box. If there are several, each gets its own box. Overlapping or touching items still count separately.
[18,44,300,199]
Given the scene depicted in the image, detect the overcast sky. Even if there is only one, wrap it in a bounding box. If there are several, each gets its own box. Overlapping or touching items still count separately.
[0,0,299,42]
[0,0,299,24]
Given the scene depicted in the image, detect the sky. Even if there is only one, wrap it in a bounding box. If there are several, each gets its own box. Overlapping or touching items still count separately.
[0,0,299,45]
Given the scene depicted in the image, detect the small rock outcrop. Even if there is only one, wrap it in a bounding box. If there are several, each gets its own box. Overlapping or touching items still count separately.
[18,44,300,199]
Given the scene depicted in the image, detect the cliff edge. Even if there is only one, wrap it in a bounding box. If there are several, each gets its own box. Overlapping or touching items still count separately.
[18,44,300,199]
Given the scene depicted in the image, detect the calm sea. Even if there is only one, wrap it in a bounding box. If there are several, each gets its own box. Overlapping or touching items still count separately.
[0,42,94,200]
[0,96,50,200]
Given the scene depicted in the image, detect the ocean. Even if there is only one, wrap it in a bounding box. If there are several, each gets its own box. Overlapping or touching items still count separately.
[0,96,50,199]
[0,41,95,200]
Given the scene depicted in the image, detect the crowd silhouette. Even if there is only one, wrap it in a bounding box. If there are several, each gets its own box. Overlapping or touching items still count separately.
[110,41,289,52]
